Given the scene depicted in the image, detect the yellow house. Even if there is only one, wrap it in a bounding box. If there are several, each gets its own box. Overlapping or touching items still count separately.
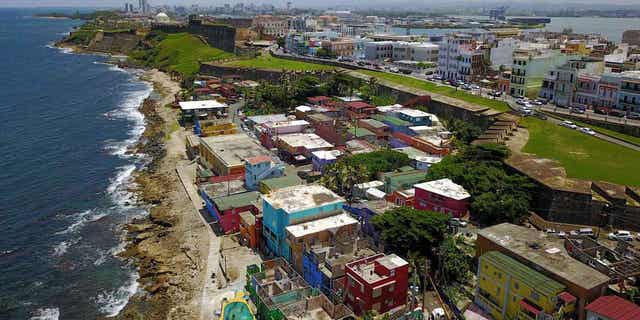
[476,251,576,320]
[196,119,237,137]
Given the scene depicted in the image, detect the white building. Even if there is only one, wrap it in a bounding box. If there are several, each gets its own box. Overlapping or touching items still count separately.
[392,42,439,62]
[437,34,486,82]
[490,38,519,70]
[364,41,394,60]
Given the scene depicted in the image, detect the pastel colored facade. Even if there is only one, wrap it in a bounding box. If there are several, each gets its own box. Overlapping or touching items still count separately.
[200,190,261,234]
[357,118,390,140]
[391,42,439,62]
[199,133,267,176]
[396,109,432,126]
[618,71,640,113]
[244,155,284,191]
[476,223,610,320]
[261,185,345,261]
[239,211,261,250]
[511,49,576,98]
[311,150,342,172]
[285,213,359,273]
[344,254,409,316]
[258,119,309,148]
[252,15,289,39]
[193,119,237,137]
[476,251,577,320]
[322,38,355,57]
[275,133,334,159]
[343,200,396,248]
[437,34,485,82]
[364,41,394,60]
[386,188,415,207]
[539,57,604,107]
[413,178,470,218]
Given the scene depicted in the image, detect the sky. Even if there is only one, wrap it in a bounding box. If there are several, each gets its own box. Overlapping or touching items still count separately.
[2,0,640,9]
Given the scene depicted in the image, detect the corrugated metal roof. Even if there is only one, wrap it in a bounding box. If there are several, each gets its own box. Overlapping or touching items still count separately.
[213,191,261,211]
[586,296,640,320]
[482,251,565,298]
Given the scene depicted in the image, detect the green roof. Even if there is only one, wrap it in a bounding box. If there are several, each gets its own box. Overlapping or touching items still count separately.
[482,251,565,298]
[347,125,375,138]
[214,191,261,211]
[383,170,427,191]
[260,175,303,192]
[372,114,411,127]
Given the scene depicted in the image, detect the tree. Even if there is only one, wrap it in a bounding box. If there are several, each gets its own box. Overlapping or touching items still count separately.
[438,237,471,284]
[444,118,482,145]
[427,144,534,225]
[372,207,448,258]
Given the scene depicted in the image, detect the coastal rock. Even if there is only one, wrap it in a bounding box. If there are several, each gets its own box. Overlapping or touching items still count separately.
[126,223,156,233]
[135,232,155,243]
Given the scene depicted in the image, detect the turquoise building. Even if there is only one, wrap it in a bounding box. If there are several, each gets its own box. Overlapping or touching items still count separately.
[244,155,284,191]
[261,185,345,261]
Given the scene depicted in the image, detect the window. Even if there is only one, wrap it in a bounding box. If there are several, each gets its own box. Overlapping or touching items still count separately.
[531,292,540,301]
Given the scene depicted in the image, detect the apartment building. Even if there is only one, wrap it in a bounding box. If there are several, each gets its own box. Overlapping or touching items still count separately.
[437,34,486,82]
[321,38,356,57]
[253,15,289,39]
[539,57,605,107]
[364,41,394,60]
[618,71,640,113]
[511,49,575,98]
[391,42,439,62]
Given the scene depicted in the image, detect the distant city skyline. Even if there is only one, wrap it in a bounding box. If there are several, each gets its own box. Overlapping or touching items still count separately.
[4,0,640,9]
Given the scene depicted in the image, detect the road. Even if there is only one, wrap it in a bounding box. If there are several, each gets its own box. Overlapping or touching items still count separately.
[539,105,640,128]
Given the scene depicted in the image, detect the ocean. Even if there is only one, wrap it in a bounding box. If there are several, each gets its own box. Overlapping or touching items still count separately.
[0,9,152,320]
[394,16,640,43]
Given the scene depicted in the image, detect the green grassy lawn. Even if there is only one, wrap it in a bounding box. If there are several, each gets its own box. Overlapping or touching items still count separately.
[521,117,640,186]
[224,53,335,71]
[152,33,233,76]
[357,70,511,112]
[551,115,640,146]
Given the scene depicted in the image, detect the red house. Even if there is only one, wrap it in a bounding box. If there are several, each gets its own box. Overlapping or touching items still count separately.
[204,191,261,234]
[307,96,333,106]
[345,101,376,120]
[386,188,415,207]
[586,296,640,320]
[344,253,409,316]
[413,178,470,218]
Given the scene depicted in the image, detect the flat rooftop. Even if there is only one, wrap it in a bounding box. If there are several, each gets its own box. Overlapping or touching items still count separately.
[200,133,267,168]
[312,150,342,161]
[477,223,610,290]
[285,213,358,238]
[505,154,591,194]
[414,178,470,200]
[397,108,432,118]
[263,120,309,129]
[277,133,334,149]
[349,254,408,284]
[246,114,287,125]
[179,100,227,110]
[263,184,344,213]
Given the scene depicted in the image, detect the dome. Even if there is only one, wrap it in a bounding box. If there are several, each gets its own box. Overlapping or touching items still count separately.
[154,12,170,22]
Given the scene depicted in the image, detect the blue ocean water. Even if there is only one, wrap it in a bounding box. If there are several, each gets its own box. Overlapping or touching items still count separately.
[0,9,152,320]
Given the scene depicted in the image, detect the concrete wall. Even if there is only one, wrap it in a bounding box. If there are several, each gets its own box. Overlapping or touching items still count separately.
[152,21,236,53]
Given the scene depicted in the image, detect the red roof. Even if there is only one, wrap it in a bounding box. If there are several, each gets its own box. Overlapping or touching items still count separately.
[245,155,272,165]
[346,101,375,110]
[308,96,331,104]
[558,292,577,304]
[518,300,541,316]
[586,296,640,320]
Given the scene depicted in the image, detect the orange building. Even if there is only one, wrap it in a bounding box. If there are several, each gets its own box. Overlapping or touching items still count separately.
[239,211,262,250]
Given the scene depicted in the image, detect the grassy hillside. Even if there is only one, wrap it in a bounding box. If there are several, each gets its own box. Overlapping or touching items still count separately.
[224,53,335,71]
[357,70,511,113]
[131,32,233,76]
[521,117,640,187]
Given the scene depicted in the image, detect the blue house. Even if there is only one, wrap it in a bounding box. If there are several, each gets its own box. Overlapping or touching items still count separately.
[343,200,396,248]
[396,109,432,126]
[311,150,342,173]
[261,185,345,261]
[244,155,284,191]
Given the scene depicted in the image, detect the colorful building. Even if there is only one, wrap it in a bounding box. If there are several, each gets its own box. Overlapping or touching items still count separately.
[344,253,409,316]
[261,185,345,260]
[476,223,610,320]
[386,188,415,207]
[476,251,577,320]
[239,211,261,250]
[199,133,267,176]
[258,119,309,148]
[200,190,261,234]
[343,200,396,248]
[396,109,432,126]
[380,169,427,193]
[618,71,640,113]
[245,259,353,320]
[357,118,390,140]
[258,174,303,194]
[285,213,359,273]
[275,133,334,161]
[414,178,470,218]
[194,119,237,137]
[345,101,377,120]
[311,150,342,173]
[244,155,284,191]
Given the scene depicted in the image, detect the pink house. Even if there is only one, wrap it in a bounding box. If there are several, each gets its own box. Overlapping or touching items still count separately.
[413,178,470,218]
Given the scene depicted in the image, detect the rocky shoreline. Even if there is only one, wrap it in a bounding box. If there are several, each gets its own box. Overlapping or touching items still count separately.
[55,41,207,320]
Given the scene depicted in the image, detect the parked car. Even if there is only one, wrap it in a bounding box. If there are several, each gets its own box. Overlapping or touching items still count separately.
[570,107,585,114]
[560,120,578,129]
[579,228,596,238]
[430,308,446,320]
[521,108,534,116]
[490,90,503,97]
[627,112,640,120]
[609,230,633,241]
[609,110,625,117]
[569,230,579,236]
[534,98,547,105]
[579,127,597,136]
[545,228,557,234]
[470,84,480,90]
[557,231,567,238]
[450,218,468,227]
[516,99,527,105]
[461,84,472,90]
[594,107,610,115]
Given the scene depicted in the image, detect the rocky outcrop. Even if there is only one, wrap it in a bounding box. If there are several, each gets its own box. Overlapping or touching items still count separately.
[87,30,141,55]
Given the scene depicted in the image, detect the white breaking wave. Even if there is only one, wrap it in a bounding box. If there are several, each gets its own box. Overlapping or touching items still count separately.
[30,307,60,320]
[95,270,140,317]
[55,209,108,235]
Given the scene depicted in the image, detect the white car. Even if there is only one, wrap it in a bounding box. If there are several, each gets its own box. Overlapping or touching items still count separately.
[470,84,480,90]
[579,127,597,136]
[557,231,567,238]
[450,218,468,227]
[560,120,578,129]
[609,230,633,241]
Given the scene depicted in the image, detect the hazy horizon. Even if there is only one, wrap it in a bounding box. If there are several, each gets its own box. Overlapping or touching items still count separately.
[4,0,640,10]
